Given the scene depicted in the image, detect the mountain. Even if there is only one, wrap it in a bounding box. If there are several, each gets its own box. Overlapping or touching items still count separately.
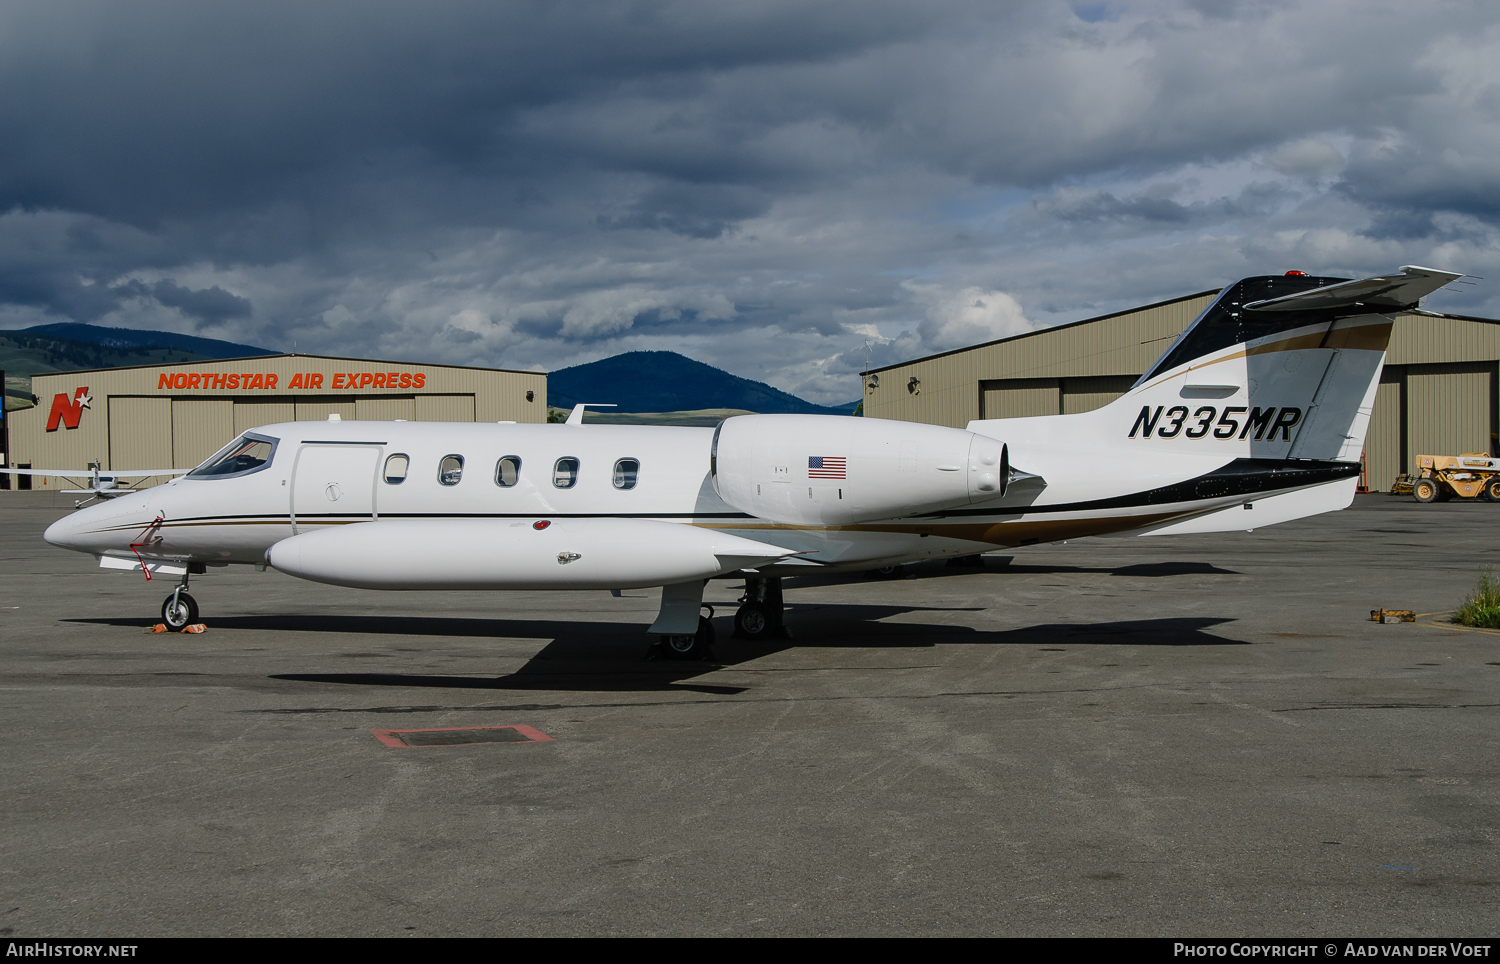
[21,322,274,359]
[0,324,274,409]
[548,351,859,416]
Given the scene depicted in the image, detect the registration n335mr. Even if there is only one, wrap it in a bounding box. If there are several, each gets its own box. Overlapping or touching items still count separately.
[44,266,1459,658]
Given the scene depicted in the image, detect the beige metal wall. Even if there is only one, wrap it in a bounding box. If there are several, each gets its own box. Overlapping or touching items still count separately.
[10,353,547,488]
[234,401,296,435]
[865,295,1500,492]
[866,292,1218,426]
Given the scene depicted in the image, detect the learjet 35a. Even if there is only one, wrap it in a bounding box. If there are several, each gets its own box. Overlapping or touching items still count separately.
[43,266,1460,658]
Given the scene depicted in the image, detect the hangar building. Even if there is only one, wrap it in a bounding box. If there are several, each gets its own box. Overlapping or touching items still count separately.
[8,353,545,489]
[862,290,1500,492]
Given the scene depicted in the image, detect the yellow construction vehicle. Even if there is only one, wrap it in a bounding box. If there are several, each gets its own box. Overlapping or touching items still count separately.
[1401,454,1500,503]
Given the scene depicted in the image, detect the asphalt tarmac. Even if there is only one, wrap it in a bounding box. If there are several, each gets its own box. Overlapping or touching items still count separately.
[2,491,1498,937]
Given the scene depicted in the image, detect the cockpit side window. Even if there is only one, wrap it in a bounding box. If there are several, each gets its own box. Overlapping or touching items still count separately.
[186,433,279,480]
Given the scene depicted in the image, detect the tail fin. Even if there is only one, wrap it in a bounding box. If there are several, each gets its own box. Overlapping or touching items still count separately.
[1107,266,1458,461]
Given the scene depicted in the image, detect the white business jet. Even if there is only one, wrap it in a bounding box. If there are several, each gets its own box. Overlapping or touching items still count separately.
[43,266,1460,658]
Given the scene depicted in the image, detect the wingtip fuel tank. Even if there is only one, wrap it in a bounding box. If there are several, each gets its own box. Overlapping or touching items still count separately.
[267,517,796,591]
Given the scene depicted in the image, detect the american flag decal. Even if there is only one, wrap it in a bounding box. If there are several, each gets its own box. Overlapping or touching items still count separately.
[808,456,847,479]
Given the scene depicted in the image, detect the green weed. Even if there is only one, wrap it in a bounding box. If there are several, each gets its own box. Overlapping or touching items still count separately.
[1454,567,1500,629]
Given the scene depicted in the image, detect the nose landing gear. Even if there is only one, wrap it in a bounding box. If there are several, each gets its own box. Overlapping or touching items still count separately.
[160,569,201,630]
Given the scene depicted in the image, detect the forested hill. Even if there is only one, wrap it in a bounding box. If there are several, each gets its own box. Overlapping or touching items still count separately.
[549,351,858,415]
[1,323,273,409]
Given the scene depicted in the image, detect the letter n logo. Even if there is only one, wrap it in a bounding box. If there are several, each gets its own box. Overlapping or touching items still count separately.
[46,387,91,431]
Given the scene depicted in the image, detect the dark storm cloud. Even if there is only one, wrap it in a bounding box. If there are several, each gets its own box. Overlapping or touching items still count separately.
[114,279,252,322]
[0,1,1497,403]
[0,1,934,225]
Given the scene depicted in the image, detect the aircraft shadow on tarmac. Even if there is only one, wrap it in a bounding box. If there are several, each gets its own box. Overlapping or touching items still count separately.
[251,612,1245,695]
[70,598,1246,696]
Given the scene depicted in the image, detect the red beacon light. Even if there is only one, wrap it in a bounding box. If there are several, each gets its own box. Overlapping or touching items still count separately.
[1285,270,1309,276]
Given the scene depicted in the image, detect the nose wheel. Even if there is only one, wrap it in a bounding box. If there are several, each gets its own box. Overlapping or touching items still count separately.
[160,568,201,630]
[161,590,199,630]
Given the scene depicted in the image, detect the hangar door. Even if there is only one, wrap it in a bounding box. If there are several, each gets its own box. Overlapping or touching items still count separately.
[108,397,172,471]
[980,376,1137,419]
[416,395,476,421]
[1406,363,1496,466]
[1362,371,1403,492]
[980,379,1059,419]
[173,399,234,470]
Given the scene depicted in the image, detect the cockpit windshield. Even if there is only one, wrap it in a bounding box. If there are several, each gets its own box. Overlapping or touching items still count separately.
[186,433,279,480]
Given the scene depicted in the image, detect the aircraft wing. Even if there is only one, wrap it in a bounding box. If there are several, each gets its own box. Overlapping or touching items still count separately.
[1243,265,1462,313]
[3,468,187,477]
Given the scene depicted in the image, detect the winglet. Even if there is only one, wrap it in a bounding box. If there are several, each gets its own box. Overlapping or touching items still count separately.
[565,403,617,425]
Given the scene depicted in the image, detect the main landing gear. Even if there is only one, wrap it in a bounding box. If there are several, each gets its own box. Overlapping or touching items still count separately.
[658,611,717,661]
[647,576,788,661]
[734,575,786,641]
[159,565,204,630]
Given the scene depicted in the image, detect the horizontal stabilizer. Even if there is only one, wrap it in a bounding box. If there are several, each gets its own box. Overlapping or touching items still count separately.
[1243,265,1460,313]
[1137,477,1357,536]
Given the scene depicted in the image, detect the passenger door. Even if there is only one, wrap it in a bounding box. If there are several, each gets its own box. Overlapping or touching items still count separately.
[290,444,381,534]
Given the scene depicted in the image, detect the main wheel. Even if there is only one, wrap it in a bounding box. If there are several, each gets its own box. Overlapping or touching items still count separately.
[866,564,904,579]
[161,592,199,630]
[1484,478,1500,502]
[734,603,777,640]
[660,616,716,661]
[1412,478,1439,503]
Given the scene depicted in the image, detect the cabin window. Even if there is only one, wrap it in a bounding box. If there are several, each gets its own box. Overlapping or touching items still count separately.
[383,454,410,484]
[613,458,639,490]
[495,456,521,487]
[438,455,464,486]
[552,457,579,489]
[186,433,278,480]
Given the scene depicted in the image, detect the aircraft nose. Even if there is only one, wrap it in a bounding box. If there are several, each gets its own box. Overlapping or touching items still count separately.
[43,514,80,549]
[43,491,158,554]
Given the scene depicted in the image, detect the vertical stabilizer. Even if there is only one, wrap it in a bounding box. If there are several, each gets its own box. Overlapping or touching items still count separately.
[1097,266,1458,462]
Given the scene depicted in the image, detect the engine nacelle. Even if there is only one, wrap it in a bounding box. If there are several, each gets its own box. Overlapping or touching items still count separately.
[712,415,1006,526]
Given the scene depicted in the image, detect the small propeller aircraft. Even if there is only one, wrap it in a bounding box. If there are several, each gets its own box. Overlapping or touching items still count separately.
[7,462,188,507]
[42,266,1461,657]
